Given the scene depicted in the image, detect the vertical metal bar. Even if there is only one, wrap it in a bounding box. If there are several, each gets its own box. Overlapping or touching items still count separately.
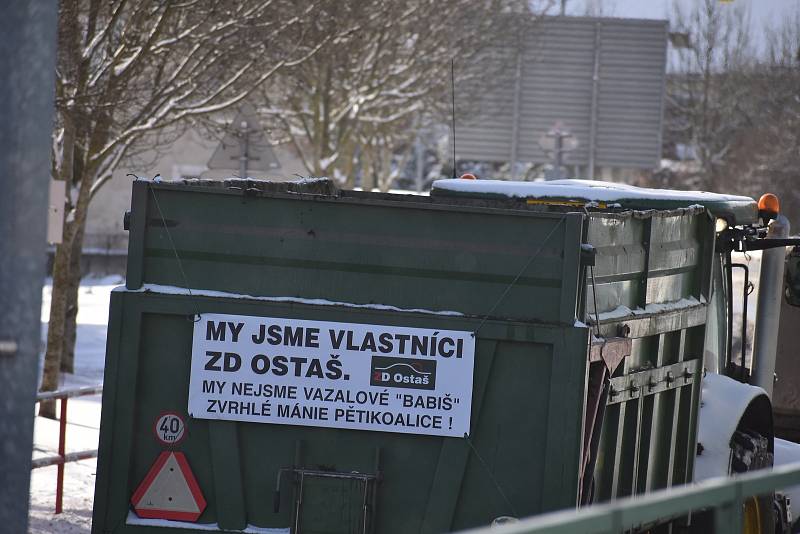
[594,402,619,502]
[665,386,680,489]
[682,333,703,485]
[725,251,734,371]
[0,2,57,530]
[752,215,790,397]
[611,402,627,499]
[646,334,667,491]
[666,330,687,487]
[640,219,653,308]
[727,263,749,379]
[588,22,601,180]
[631,396,645,496]
[55,397,68,514]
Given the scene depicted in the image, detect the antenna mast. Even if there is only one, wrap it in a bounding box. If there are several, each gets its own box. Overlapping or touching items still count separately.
[451,58,457,179]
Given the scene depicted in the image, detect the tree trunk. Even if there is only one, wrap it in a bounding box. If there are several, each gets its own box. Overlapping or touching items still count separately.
[339,142,357,189]
[361,145,375,191]
[39,235,74,418]
[60,227,83,373]
[378,147,393,192]
[40,165,94,417]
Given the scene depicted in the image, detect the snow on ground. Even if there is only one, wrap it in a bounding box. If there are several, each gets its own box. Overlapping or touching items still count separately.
[29,276,120,533]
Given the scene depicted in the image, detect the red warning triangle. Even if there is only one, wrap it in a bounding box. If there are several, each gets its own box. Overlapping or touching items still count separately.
[131,451,207,522]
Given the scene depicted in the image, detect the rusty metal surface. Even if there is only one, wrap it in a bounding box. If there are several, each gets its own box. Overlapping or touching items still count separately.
[589,337,632,373]
[607,360,700,406]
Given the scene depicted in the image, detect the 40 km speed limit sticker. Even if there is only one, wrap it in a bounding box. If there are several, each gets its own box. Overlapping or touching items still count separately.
[154,412,186,446]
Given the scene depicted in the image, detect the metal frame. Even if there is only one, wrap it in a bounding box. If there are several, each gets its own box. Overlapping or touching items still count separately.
[126,180,586,326]
[281,468,380,534]
[459,462,800,534]
[32,386,103,514]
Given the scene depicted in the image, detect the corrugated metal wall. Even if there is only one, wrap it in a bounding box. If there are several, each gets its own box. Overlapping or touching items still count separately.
[457,16,667,174]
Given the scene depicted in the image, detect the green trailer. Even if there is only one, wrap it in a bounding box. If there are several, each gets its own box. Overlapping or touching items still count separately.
[92,178,737,533]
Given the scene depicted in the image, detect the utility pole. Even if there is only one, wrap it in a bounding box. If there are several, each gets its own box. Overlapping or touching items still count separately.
[208,104,280,176]
[540,122,577,180]
[0,1,58,531]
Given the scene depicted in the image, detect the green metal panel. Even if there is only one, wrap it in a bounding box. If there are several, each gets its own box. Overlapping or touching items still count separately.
[94,181,717,533]
[127,181,585,325]
[91,291,590,533]
[585,207,712,315]
[583,208,713,504]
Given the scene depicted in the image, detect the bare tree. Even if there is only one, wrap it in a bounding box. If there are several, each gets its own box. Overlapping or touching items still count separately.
[42,0,332,417]
[660,2,800,243]
[666,0,753,192]
[258,0,539,190]
[746,10,800,222]
[664,1,800,224]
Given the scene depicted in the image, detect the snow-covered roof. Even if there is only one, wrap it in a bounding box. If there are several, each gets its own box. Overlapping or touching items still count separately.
[431,178,758,224]
[432,178,753,204]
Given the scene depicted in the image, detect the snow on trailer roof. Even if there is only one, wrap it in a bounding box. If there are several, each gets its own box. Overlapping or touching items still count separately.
[432,178,758,225]
[433,178,752,203]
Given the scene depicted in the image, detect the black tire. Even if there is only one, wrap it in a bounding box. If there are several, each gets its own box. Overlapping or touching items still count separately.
[731,429,773,472]
[731,429,782,534]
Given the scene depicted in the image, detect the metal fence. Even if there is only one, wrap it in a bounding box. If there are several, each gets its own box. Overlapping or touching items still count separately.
[33,385,103,514]
[460,462,800,534]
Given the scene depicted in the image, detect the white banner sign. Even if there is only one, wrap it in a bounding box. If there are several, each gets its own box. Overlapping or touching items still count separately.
[188,314,475,437]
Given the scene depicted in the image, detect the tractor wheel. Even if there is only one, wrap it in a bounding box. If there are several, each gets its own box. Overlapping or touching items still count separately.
[731,429,783,534]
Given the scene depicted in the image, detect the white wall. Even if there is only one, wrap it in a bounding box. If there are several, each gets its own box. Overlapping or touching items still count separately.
[85,128,307,251]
